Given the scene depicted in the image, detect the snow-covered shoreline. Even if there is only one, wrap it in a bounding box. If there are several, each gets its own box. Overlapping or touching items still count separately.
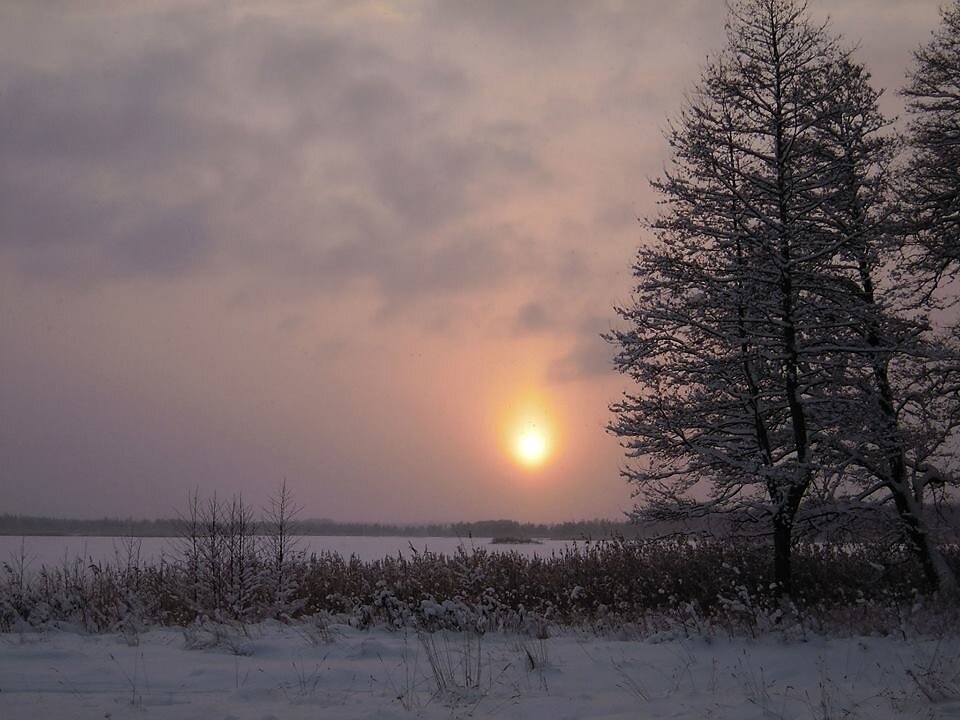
[0,535,576,571]
[1,621,958,719]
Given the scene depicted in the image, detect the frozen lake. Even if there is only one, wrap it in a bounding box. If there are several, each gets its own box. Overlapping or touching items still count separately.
[0,535,580,570]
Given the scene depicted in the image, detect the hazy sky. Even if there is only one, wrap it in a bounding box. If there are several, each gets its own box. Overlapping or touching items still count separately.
[0,0,947,522]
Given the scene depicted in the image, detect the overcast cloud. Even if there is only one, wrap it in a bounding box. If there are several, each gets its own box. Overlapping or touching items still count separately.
[0,0,946,521]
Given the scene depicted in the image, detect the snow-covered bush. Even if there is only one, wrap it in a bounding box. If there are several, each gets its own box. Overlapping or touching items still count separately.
[2,537,957,636]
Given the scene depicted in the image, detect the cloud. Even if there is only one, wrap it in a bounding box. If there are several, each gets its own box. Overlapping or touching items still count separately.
[0,4,545,306]
[513,301,552,334]
[547,317,615,383]
[0,0,948,522]
[0,22,236,280]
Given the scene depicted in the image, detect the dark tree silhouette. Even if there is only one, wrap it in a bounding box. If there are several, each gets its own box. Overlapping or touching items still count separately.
[902,0,960,293]
[610,0,960,595]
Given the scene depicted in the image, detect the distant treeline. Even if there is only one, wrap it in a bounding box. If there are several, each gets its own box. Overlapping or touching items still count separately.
[3,508,956,541]
[0,515,653,540]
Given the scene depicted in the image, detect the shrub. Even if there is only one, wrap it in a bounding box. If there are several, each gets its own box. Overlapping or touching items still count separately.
[2,535,956,636]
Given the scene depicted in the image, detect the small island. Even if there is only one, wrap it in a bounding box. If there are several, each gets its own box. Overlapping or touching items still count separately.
[489,536,543,545]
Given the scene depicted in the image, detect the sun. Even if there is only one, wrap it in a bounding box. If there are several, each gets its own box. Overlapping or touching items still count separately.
[500,393,557,471]
[513,425,550,468]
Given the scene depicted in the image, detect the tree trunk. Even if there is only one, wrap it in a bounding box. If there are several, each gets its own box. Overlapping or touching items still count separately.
[772,511,793,596]
[890,484,958,595]
[772,484,805,597]
[854,253,958,596]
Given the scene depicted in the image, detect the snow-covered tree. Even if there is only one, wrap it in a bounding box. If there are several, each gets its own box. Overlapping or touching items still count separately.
[610,0,960,595]
[264,480,303,613]
[902,0,960,293]
[811,59,960,594]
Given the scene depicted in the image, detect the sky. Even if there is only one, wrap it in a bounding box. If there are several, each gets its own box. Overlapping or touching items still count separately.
[0,0,948,522]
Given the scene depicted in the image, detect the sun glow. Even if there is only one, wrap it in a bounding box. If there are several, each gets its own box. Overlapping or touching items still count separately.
[515,426,550,467]
[503,396,556,470]
[499,389,559,471]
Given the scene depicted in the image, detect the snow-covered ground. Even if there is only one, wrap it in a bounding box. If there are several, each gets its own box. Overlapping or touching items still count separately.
[1,621,958,719]
[0,535,575,570]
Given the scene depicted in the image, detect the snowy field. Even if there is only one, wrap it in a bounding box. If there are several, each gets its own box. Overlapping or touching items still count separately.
[1,621,959,719]
[4,536,959,719]
[0,535,574,570]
